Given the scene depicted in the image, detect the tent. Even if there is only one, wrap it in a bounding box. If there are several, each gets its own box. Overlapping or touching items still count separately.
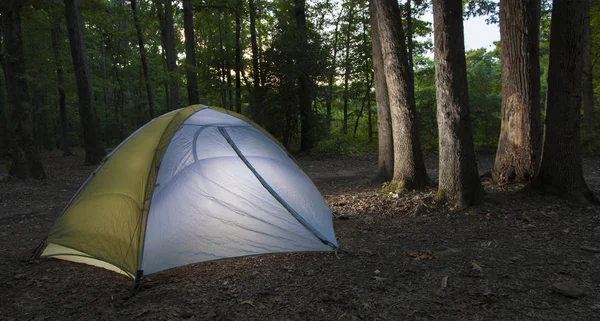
[39,105,337,282]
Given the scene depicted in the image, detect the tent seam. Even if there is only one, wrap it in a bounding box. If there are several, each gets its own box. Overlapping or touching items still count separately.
[217,127,336,250]
[137,106,206,274]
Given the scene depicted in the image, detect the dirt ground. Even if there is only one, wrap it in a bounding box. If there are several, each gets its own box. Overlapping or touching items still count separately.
[1,151,599,321]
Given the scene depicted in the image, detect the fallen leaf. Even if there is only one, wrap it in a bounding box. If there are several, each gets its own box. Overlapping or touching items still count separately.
[240,300,255,307]
[441,276,448,289]
[373,276,386,282]
[471,261,483,272]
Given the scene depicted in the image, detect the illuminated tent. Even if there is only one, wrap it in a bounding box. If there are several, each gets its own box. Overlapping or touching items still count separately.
[40,105,337,281]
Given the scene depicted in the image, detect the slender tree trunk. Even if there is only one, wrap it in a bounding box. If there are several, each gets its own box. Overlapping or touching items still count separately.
[582,3,595,142]
[50,18,71,156]
[0,1,45,178]
[342,6,354,135]
[249,0,261,119]
[326,12,342,130]
[131,0,156,118]
[432,0,483,208]
[157,0,180,111]
[64,0,105,164]
[363,6,373,143]
[492,0,541,183]
[101,43,110,144]
[373,0,428,190]
[235,0,242,113]
[218,16,227,109]
[370,2,393,181]
[226,53,233,111]
[182,0,199,105]
[528,0,598,203]
[295,0,315,151]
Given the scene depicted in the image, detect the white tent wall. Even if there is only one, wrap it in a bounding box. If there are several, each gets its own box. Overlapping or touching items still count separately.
[140,108,336,275]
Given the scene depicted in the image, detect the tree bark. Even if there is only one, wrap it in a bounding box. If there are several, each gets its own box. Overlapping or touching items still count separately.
[0,1,45,178]
[249,0,261,119]
[528,0,598,203]
[432,0,483,207]
[405,0,414,77]
[370,2,394,181]
[64,0,105,164]
[157,0,180,111]
[50,17,71,156]
[326,11,342,130]
[182,0,199,106]
[582,2,595,142]
[131,0,156,118]
[372,0,428,190]
[101,42,110,144]
[295,0,315,151]
[492,0,541,183]
[235,0,242,113]
[0,29,9,155]
[342,6,354,135]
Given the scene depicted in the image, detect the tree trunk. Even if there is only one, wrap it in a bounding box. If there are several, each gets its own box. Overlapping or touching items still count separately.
[342,6,354,135]
[582,3,595,143]
[0,64,7,154]
[64,0,105,164]
[492,0,541,183]
[50,17,71,156]
[370,2,394,181]
[405,0,413,77]
[295,0,315,151]
[528,0,598,203]
[0,1,45,178]
[326,11,342,130]
[101,42,110,144]
[182,0,199,106]
[373,0,428,190]
[235,0,242,113]
[157,0,180,111]
[131,0,156,119]
[249,0,262,120]
[432,0,483,207]
[218,16,227,109]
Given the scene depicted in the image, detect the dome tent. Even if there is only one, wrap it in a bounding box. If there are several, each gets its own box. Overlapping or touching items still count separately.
[39,105,337,284]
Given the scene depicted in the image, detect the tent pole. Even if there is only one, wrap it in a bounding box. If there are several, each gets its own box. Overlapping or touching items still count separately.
[130,270,143,295]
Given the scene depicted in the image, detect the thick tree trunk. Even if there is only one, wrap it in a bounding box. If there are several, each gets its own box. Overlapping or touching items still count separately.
[432,0,483,207]
[582,4,595,142]
[529,0,598,203]
[370,3,394,181]
[405,0,413,77]
[0,65,7,154]
[64,0,105,164]
[295,0,315,151]
[235,1,242,113]
[342,6,354,135]
[492,0,541,183]
[182,0,199,106]
[249,0,261,119]
[373,0,428,190]
[50,18,71,156]
[157,0,180,111]
[131,0,156,118]
[0,1,45,178]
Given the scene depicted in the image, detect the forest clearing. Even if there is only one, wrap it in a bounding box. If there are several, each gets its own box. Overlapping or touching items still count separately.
[1,0,600,319]
[0,152,599,320]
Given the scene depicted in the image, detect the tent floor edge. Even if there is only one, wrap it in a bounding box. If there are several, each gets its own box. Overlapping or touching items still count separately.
[129,270,144,296]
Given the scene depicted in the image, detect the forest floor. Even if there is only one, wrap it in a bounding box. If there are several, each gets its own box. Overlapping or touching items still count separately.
[0,151,600,320]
